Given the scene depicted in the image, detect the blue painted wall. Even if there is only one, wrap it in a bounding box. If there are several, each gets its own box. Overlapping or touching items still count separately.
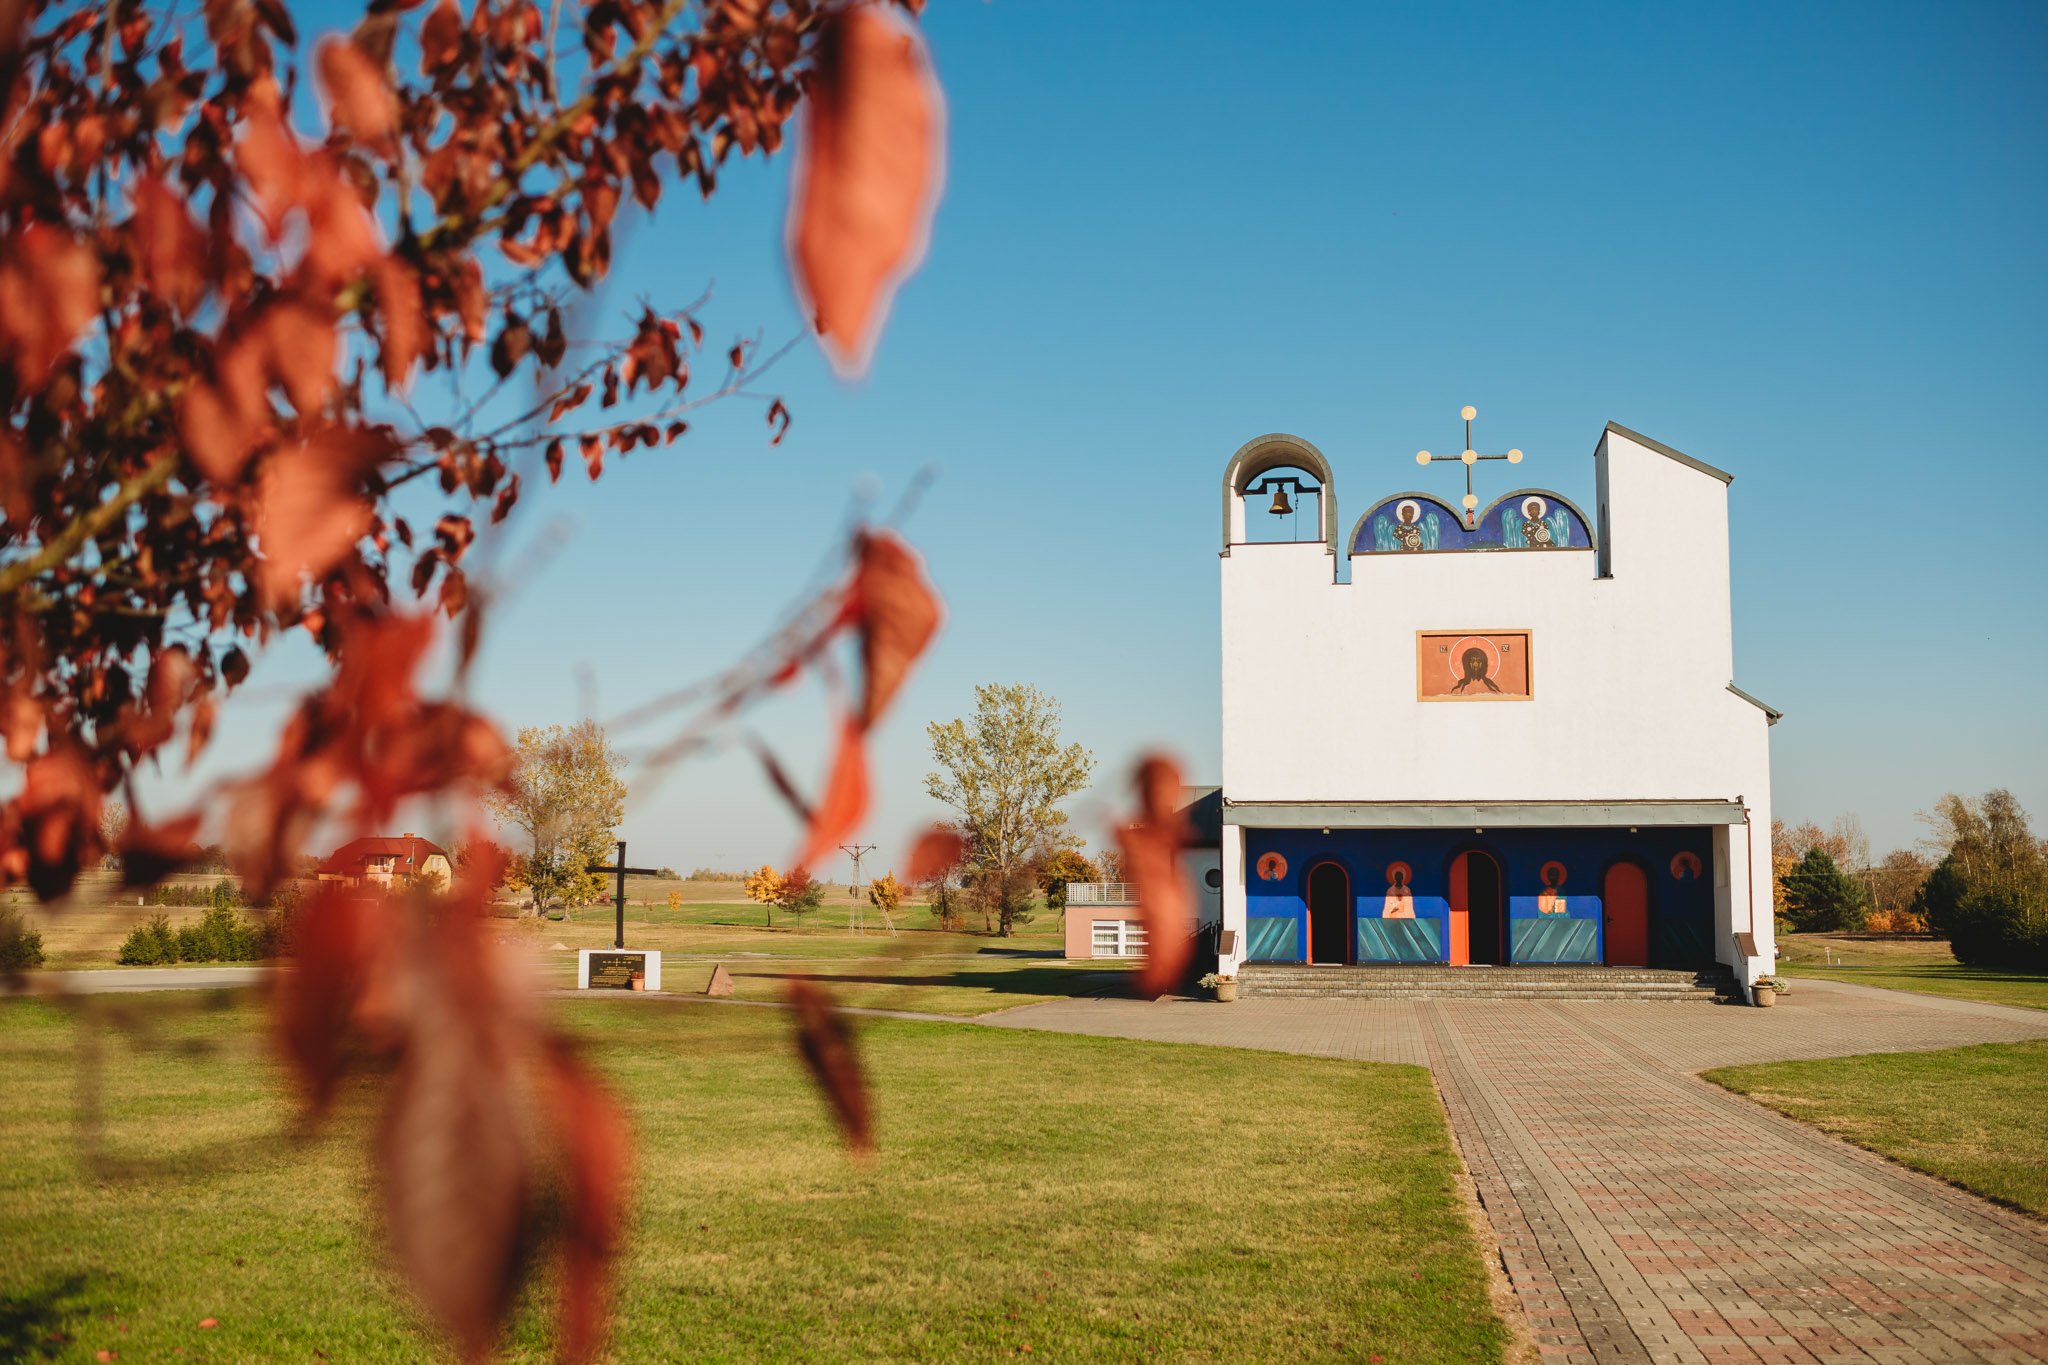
[1245,826,1715,967]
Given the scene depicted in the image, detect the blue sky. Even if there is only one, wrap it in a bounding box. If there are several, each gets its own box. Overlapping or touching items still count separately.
[168,0,2048,872]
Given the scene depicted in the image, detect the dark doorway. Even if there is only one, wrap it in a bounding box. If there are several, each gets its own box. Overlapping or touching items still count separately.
[1463,852,1505,965]
[1307,862,1350,965]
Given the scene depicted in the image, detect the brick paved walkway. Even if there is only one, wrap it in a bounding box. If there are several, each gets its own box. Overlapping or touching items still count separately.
[986,981,2048,1363]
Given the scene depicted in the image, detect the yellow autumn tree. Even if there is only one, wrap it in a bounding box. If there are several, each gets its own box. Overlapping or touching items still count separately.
[868,872,905,926]
[744,865,783,904]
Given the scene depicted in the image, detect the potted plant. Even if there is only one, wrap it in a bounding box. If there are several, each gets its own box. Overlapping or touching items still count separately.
[1199,971,1238,1003]
[1751,977,1781,1008]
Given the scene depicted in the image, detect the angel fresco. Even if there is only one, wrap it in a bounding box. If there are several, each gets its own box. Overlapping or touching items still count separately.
[1501,496,1572,549]
[1371,501,1443,552]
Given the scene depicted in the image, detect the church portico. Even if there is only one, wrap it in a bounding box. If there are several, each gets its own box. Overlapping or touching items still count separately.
[1214,415,1778,998]
[1234,820,1718,969]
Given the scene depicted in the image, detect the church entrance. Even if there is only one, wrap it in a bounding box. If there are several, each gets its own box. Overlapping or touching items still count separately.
[1306,862,1350,964]
[1449,850,1505,965]
[1603,861,1650,966]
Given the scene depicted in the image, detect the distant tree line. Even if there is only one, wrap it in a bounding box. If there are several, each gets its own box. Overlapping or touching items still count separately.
[1775,789,2047,970]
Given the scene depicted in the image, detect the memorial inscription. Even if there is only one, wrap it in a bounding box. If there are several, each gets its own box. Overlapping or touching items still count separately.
[587,951,643,989]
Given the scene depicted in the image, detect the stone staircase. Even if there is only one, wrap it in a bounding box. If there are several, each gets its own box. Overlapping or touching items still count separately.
[1236,963,1738,1002]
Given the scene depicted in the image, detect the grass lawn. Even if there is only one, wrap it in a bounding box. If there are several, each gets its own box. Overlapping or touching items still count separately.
[1776,933,2048,1012]
[1705,1040,2048,1217]
[22,874,1111,1016]
[0,997,1507,1363]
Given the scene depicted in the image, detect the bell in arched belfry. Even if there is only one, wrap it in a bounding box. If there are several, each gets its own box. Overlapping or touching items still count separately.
[1267,483,1294,517]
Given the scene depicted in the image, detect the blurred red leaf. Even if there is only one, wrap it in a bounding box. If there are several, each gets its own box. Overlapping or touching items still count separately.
[3,744,102,901]
[318,37,396,142]
[419,0,463,75]
[272,884,399,1115]
[378,912,533,1361]
[1116,754,1193,998]
[850,529,940,727]
[787,3,943,377]
[785,978,871,1155]
[374,258,428,390]
[255,427,390,605]
[130,176,207,314]
[790,712,872,871]
[795,714,868,872]
[0,225,102,391]
[903,826,965,884]
[538,1036,630,1365]
[118,812,203,888]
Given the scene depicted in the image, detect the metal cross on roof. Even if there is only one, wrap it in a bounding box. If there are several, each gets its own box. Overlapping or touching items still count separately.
[1416,405,1523,529]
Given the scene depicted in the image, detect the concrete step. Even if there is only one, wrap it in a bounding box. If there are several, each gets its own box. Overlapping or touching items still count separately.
[1236,964,1736,1002]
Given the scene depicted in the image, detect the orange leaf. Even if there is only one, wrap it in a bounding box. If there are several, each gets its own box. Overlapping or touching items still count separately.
[795,714,868,872]
[851,529,941,727]
[117,811,202,888]
[0,225,102,391]
[1116,754,1193,998]
[786,979,872,1154]
[318,37,396,142]
[374,258,427,390]
[903,826,965,884]
[786,3,944,377]
[254,427,389,605]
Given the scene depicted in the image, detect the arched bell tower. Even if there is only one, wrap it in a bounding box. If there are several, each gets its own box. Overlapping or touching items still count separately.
[1220,433,1339,565]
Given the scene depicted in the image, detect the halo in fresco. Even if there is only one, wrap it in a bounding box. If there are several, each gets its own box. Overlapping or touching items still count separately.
[1670,850,1703,881]
[1256,851,1288,881]
[1520,495,1547,520]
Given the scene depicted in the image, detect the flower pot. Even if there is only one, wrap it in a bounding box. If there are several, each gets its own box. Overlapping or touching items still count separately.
[630,973,646,992]
[1215,980,1238,1003]
[1752,986,1776,1008]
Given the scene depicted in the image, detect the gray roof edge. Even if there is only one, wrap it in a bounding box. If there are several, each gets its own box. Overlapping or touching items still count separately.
[1602,421,1735,486]
[1220,799,1748,828]
[1727,683,1784,726]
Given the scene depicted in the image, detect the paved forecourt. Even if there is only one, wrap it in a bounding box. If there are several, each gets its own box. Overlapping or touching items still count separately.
[986,980,2048,1364]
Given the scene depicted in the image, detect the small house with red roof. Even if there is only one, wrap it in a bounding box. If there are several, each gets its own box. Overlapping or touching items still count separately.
[319,833,452,888]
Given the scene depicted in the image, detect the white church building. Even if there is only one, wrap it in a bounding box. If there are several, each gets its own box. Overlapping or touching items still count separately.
[1209,417,1779,997]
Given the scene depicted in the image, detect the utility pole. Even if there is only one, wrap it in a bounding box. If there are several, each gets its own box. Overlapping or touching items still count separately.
[840,841,877,933]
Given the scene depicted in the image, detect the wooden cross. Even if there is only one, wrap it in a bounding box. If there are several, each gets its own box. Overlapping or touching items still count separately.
[1416,404,1524,528]
[586,839,662,949]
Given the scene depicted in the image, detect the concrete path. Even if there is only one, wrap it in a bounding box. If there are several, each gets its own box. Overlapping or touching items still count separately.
[987,984,2048,1363]
[14,966,269,994]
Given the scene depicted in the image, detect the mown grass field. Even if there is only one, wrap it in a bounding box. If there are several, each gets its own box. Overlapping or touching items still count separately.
[1776,933,2048,1012]
[18,873,1118,1015]
[0,995,1509,1363]
[1706,1040,2048,1217]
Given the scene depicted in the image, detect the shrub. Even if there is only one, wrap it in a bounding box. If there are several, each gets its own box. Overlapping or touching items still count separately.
[1863,908,1928,935]
[1947,889,2048,972]
[0,904,45,971]
[118,914,179,965]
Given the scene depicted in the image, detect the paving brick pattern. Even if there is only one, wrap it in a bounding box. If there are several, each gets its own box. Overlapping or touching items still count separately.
[986,979,2048,1362]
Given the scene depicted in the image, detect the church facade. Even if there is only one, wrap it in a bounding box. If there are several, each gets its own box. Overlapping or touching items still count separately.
[1213,420,1779,997]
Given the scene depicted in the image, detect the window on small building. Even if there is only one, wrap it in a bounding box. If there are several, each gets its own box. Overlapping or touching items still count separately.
[1091,920,1148,957]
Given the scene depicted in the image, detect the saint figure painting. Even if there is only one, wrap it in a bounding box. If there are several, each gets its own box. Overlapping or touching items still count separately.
[1416,630,1533,702]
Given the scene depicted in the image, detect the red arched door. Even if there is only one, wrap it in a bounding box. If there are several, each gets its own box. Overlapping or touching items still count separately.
[1603,862,1649,966]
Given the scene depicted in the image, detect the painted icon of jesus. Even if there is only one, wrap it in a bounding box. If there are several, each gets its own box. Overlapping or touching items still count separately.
[1381,862,1415,918]
[1449,648,1502,695]
[1537,861,1568,915]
